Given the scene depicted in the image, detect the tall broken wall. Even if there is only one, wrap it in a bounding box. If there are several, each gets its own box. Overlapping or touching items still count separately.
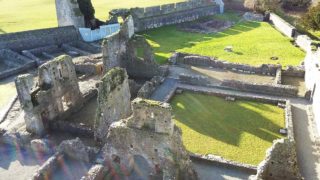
[102,16,168,79]
[102,98,197,179]
[55,0,85,28]
[111,0,222,32]
[15,55,83,135]
[94,67,131,142]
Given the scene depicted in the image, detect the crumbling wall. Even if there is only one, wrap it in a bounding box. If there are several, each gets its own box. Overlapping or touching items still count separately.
[137,76,164,98]
[110,0,222,32]
[94,67,131,142]
[173,52,281,76]
[55,0,85,28]
[102,98,197,179]
[102,16,168,79]
[254,139,302,180]
[15,55,83,135]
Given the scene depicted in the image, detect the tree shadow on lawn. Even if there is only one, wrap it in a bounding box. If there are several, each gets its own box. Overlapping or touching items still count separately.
[171,93,284,146]
[142,21,261,63]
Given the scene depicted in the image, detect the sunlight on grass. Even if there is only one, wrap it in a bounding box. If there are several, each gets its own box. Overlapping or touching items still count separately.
[0,0,184,33]
[171,92,285,165]
[142,12,306,66]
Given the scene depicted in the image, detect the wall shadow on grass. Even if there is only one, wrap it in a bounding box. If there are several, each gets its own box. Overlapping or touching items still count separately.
[170,92,284,146]
[141,20,261,64]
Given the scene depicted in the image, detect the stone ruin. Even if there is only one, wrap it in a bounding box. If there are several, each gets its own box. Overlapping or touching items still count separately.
[55,0,85,28]
[102,15,168,79]
[102,98,197,179]
[15,55,83,135]
[253,139,303,180]
[94,67,131,142]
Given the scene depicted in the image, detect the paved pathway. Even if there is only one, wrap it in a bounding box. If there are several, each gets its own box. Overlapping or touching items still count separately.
[290,100,320,180]
[192,159,254,180]
[150,78,178,102]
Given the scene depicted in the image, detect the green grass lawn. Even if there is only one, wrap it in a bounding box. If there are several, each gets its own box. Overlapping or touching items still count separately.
[0,0,184,34]
[171,92,285,165]
[142,12,306,66]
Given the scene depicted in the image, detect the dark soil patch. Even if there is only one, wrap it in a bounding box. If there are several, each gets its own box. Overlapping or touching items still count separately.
[178,19,234,34]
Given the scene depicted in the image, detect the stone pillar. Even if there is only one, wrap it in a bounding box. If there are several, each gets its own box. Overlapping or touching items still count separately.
[94,67,132,142]
[55,0,85,28]
[15,74,46,135]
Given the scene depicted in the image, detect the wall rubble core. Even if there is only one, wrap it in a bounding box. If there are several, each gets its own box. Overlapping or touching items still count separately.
[102,98,198,179]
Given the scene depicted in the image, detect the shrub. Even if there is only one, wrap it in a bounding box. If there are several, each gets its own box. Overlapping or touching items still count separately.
[300,3,320,31]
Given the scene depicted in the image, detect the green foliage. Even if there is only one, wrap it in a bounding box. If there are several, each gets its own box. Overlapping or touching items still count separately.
[301,3,320,31]
[171,92,285,165]
[142,12,305,66]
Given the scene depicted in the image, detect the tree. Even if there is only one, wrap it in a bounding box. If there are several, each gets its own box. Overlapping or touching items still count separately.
[301,3,320,31]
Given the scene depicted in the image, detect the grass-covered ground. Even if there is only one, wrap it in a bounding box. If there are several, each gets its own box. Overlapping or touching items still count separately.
[0,0,183,33]
[171,92,285,165]
[142,12,306,66]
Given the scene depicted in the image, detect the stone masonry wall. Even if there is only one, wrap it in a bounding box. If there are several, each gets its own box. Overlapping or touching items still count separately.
[0,26,80,52]
[173,52,281,76]
[268,13,296,38]
[55,0,85,28]
[15,55,83,135]
[110,0,221,32]
[94,67,131,143]
[102,98,197,179]
[102,16,168,79]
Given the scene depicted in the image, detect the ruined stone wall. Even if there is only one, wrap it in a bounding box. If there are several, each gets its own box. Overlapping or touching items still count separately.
[0,49,36,79]
[15,55,83,135]
[55,0,85,28]
[173,52,281,76]
[110,0,221,32]
[94,67,131,142]
[102,98,197,179]
[268,13,296,38]
[102,16,168,79]
[221,80,299,97]
[137,76,164,99]
[0,26,80,52]
[254,139,302,180]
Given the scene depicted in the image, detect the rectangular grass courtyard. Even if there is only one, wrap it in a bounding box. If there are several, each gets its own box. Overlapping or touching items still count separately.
[142,12,306,66]
[170,92,285,165]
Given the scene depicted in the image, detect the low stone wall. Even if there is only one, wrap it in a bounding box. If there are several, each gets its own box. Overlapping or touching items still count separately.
[179,74,298,97]
[49,121,94,138]
[0,26,80,52]
[285,101,294,140]
[0,49,37,79]
[282,65,305,78]
[178,85,286,105]
[190,154,257,174]
[173,52,280,76]
[268,13,296,38]
[275,68,282,84]
[221,80,298,97]
[179,73,211,87]
[125,0,221,32]
[137,76,164,98]
[30,153,64,180]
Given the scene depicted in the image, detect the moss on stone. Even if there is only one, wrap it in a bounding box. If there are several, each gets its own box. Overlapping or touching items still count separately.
[133,98,171,109]
[101,67,126,94]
